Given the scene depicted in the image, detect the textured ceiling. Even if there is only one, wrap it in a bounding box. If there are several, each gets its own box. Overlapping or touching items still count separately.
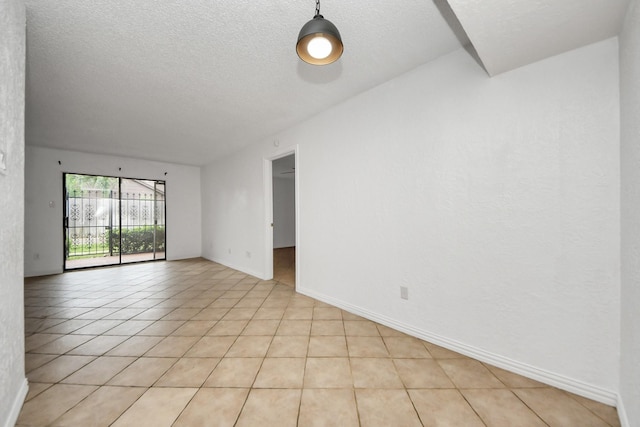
[447,0,630,76]
[23,0,630,166]
[23,0,463,165]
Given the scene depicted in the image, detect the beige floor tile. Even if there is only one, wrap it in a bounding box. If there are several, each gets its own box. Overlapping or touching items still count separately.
[313,307,343,320]
[351,358,404,388]
[107,357,177,387]
[191,307,229,321]
[375,324,407,337]
[71,319,124,335]
[383,336,431,358]
[226,336,272,357]
[343,320,380,336]
[308,336,348,357]
[299,389,359,427]
[203,357,263,387]
[514,388,612,427]
[17,384,97,426]
[355,389,422,427]
[235,297,265,308]
[394,358,455,388]
[25,353,58,373]
[61,356,136,385]
[569,393,621,427]
[104,320,155,335]
[155,357,220,387]
[27,355,96,383]
[267,335,310,357]
[235,389,301,427]
[170,320,217,336]
[424,342,467,359]
[463,388,547,427]
[67,335,129,355]
[145,336,200,357]
[438,358,505,388]
[241,319,280,335]
[173,388,249,427]
[276,319,312,335]
[161,307,201,320]
[40,319,96,334]
[137,320,185,336]
[311,320,345,336]
[25,334,65,352]
[283,307,313,320]
[409,389,485,427]
[102,307,147,320]
[261,297,291,308]
[132,307,174,320]
[253,307,286,320]
[184,336,236,357]
[254,357,305,388]
[304,358,352,388]
[106,336,164,356]
[111,387,197,427]
[484,364,547,388]
[51,386,146,427]
[24,382,53,401]
[222,307,258,320]
[30,334,93,355]
[347,336,390,357]
[209,298,240,308]
[288,295,315,308]
[207,320,249,335]
[340,311,365,321]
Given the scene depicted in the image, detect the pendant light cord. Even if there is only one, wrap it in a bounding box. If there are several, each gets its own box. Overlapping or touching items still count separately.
[315,0,321,17]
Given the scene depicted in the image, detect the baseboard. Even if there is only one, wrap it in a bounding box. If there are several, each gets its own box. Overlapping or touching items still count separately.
[617,394,631,427]
[298,286,619,407]
[3,378,28,427]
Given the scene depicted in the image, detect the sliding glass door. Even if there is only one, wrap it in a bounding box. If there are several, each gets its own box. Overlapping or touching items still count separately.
[64,173,166,270]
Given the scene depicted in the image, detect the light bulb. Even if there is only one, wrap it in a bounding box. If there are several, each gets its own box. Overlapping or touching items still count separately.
[307,36,333,59]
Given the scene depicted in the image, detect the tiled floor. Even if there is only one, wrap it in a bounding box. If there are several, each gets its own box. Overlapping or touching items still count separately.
[273,247,295,287]
[19,258,620,426]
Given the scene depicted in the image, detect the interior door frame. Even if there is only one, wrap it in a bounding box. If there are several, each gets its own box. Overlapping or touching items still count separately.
[264,146,299,289]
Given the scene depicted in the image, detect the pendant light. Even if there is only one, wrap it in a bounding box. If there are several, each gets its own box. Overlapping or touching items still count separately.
[296,0,343,65]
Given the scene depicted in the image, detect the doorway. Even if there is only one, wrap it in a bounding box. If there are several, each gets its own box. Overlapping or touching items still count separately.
[271,154,296,287]
[63,173,166,270]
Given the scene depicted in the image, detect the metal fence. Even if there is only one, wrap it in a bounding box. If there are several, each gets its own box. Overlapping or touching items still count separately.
[66,189,165,259]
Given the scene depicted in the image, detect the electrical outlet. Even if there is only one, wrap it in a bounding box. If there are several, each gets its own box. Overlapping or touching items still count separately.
[400,286,408,300]
[228,248,231,254]
[245,251,251,258]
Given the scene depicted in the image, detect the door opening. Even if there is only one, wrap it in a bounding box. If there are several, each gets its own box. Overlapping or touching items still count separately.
[63,173,166,270]
[269,153,297,287]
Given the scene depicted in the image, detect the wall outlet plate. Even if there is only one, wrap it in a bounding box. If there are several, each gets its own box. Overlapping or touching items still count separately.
[400,286,409,300]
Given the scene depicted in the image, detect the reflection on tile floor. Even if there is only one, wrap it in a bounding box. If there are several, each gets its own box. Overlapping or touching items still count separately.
[18,258,620,426]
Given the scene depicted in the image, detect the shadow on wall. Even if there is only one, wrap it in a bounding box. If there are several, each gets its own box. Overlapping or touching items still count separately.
[431,0,488,75]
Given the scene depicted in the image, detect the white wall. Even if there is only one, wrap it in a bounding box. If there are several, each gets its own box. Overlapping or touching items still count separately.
[273,177,295,248]
[0,0,28,425]
[619,0,640,424]
[201,39,621,403]
[25,146,202,277]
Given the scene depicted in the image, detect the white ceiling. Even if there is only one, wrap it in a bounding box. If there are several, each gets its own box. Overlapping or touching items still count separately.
[23,0,629,166]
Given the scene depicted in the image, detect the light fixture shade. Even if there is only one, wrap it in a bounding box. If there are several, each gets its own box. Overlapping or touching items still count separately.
[296,15,343,65]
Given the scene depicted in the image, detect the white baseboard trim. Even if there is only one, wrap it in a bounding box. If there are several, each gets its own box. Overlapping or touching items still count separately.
[617,394,630,427]
[298,286,619,407]
[3,378,28,427]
